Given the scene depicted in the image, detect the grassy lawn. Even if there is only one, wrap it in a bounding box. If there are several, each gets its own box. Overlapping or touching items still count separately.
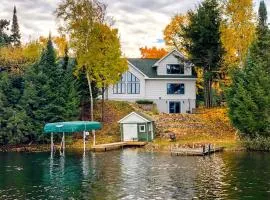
[66,102,240,151]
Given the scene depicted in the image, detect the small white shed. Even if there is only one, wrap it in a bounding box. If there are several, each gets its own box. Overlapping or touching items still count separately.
[118,112,155,142]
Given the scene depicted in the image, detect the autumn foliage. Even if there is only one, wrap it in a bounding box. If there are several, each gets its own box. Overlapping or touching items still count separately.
[140,46,167,59]
[163,14,189,52]
[155,108,237,147]
[220,0,255,69]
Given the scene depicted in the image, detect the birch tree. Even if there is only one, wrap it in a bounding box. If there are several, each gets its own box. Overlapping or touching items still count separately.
[56,0,127,123]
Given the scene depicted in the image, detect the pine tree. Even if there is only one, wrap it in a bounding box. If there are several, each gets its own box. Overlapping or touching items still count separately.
[20,36,64,141]
[182,0,223,108]
[258,1,267,30]
[226,4,270,138]
[0,72,28,144]
[10,6,21,47]
[0,19,11,47]
[20,36,80,142]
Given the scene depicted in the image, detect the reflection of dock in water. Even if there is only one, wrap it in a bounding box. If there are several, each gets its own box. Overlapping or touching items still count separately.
[171,145,224,156]
[91,141,147,152]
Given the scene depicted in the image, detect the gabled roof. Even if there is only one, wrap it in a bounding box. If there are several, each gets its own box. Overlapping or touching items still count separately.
[153,49,185,67]
[128,58,159,78]
[127,49,196,79]
[128,58,196,79]
[118,112,154,123]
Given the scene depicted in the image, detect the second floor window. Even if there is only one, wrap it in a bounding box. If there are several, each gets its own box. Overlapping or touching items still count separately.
[167,64,184,74]
[167,83,185,94]
[113,72,140,94]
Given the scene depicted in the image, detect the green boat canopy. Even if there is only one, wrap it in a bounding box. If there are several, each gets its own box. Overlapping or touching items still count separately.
[44,121,102,133]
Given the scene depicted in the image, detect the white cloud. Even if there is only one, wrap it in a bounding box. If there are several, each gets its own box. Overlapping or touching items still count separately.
[1,0,269,57]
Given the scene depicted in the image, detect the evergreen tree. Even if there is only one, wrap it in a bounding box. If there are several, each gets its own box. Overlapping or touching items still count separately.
[10,6,21,47]
[258,0,267,30]
[0,72,28,144]
[226,4,270,138]
[182,0,223,108]
[0,19,11,47]
[20,36,80,142]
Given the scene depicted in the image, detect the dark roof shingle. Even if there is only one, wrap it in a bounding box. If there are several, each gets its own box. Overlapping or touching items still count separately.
[127,58,196,78]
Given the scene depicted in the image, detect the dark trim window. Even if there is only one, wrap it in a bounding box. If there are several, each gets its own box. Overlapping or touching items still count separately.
[167,64,184,74]
[113,72,140,94]
[139,125,146,132]
[169,101,181,113]
[167,83,185,94]
[113,83,126,94]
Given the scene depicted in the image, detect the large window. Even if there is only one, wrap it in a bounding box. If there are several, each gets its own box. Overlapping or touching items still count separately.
[167,83,185,94]
[113,72,140,94]
[166,64,184,74]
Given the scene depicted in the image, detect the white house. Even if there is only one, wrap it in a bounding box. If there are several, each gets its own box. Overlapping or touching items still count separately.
[107,49,197,114]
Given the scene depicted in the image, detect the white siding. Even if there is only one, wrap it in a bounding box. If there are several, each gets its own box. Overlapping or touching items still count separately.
[107,63,146,100]
[156,51,192,76]
[145,79,196,100]
[145,79,196,113]
[120,113,148,123]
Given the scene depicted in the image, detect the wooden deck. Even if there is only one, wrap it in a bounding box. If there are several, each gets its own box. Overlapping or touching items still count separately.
[91,141,147,152]
[171,146,224,156]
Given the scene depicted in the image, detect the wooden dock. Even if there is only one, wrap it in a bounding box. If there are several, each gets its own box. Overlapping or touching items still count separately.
[171,146,224,156]
[91,141,147,152]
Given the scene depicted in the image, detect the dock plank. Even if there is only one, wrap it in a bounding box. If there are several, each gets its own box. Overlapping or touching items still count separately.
[91,141,147,152]
[171,146,224,156]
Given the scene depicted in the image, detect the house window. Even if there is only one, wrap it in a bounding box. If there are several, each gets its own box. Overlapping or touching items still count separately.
[113,74,126,94]
[167,64,184,74]
[139,125,146,132]
[127,72,140,94]
[114,72,140,94]
[167,83,185,94]
[169,102,181,113]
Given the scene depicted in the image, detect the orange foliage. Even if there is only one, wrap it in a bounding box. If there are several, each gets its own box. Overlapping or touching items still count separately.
[139,46,167,59]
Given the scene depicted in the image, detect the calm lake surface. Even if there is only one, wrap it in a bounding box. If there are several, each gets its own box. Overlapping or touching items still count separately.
[1,149,270,200]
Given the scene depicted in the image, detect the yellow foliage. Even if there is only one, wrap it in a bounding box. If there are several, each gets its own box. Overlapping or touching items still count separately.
[163,14,189,53]
[220,0,256,70]
[0,41,42,73]
[39,35,68,57]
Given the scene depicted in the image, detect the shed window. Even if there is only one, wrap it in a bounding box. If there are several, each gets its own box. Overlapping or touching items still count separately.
[139,125,146,132]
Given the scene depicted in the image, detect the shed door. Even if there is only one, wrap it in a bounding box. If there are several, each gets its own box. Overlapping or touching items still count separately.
[123,124,138,141]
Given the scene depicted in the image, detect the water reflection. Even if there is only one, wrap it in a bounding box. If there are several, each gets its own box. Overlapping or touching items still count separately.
[1,150,270,199]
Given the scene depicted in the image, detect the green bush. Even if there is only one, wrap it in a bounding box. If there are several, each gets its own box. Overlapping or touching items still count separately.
[136,99,153,105]
[242,136,270,151]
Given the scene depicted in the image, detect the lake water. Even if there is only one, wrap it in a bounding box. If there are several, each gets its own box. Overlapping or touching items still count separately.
[1,149,270,200]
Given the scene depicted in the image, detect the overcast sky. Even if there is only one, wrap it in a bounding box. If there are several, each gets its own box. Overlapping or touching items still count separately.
[1,0,269,57]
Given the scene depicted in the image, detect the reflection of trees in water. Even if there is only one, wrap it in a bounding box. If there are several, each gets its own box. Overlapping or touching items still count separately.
[118,150,199,199]
[194,155,226,199]
[79,151,121,200]
[221,152,270,200]
[0,153,48,199]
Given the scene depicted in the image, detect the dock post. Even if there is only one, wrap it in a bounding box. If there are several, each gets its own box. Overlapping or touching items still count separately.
[202,145,205,155]
[208,144,211,155]
[93,130,96,146]
[51,132,54,157]
[62,132,65,151]
[83,131,86,152]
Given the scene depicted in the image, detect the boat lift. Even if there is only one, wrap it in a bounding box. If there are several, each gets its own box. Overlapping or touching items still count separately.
[44,121,102,155]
